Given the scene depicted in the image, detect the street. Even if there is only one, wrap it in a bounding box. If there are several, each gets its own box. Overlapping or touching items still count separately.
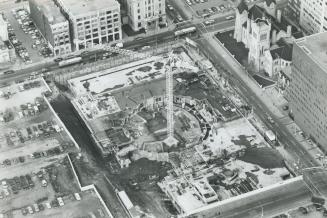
[195,35,318,169]
[1,2,326,217]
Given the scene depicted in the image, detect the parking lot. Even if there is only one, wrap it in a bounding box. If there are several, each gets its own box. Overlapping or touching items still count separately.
[0,78,77,178]
[2,7,53,64]
[0,169,56,212]
[184,0,235,18]
[0,156,101,217]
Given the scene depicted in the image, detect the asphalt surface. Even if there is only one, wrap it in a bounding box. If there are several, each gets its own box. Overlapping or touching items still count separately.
[192,32,327,217]
[0,5,325,217]
[195,36,318,170]
[0,18,234,84]
[222,181,311,218]
[0,30,175,83]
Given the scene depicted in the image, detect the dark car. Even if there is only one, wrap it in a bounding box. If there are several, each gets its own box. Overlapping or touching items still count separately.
[3,70,15,75]
[54,57,63,62]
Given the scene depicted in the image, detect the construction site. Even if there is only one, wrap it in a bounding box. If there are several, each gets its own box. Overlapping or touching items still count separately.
[66,43,293,217]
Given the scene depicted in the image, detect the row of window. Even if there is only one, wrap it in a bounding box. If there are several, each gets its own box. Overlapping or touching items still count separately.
[76,11,118,22]
[78,28,120,40]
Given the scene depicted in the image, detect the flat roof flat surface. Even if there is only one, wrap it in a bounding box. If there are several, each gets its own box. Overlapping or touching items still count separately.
[60,0,119,16]
[33,0,66,24]
[295,32,327,72]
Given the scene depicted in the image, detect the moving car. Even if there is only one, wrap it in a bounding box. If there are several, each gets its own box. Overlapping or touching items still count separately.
[204,19,215,26]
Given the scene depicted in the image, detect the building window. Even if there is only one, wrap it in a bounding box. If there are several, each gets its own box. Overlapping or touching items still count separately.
[260,33,267,41]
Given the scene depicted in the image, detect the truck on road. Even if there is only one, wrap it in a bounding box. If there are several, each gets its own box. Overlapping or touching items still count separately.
[265,130,277,146]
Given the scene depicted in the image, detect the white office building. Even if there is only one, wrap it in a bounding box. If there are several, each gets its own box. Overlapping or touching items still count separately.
[299,0,327,34]
[29,0,72,55]
[55,0,122,51]
[127,0,166,32]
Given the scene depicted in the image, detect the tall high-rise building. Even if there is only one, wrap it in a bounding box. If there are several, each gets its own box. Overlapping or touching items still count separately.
[284,0,301,24]
[127,0,166,32]
[54,0,122,51]
[29,0,72,55]
[299,0,327,34]
[287,32,327,150]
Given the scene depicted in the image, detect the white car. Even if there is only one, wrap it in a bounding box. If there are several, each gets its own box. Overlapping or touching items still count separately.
[45,202,51,209]
[226,15,235,20]
[141,45,150,50]
[167,4,174,11]
[27,206,34,214]
[177,15,183,22]
[74,193,81,201]
[41,179,47,187]
[1,181,7,189]
[33,204,39,212]
[57,197,64,206]
[204,19,215,26]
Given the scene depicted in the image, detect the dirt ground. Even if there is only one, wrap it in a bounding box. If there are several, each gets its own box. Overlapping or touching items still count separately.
[46,158,80,196]
[175,73,239,120]
[239,147,285,169]
[108,158,174,217]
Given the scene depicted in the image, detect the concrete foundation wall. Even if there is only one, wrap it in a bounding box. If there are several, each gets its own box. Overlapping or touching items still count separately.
[181,176,304,218]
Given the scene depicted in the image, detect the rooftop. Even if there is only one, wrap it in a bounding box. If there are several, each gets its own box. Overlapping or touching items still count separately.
[295,32,327,72]
[33,0,67,24]
[59,0,120,16]
[270,44,293,61]
[241,3,300,35]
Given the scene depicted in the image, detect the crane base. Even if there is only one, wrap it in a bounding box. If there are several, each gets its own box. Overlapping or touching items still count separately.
[163,136,179,147]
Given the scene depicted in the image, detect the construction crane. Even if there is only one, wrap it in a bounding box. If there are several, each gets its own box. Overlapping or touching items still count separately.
[163,54,179,147]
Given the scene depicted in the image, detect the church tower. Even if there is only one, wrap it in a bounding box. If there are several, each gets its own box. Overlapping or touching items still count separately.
[234,0,248,42]
[263,0,277,18]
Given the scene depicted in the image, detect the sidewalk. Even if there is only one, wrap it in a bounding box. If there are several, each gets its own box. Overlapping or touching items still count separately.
[207,33,284,118]
[205,32,326,167]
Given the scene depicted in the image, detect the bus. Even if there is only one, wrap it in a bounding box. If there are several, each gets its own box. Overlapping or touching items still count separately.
[58,57,82,67]
[174,26,197,37]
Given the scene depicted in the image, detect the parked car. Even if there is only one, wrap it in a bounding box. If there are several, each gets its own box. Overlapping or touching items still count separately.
[204,19,215,26]
[57,197,64,206]
[27,206,34,214]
